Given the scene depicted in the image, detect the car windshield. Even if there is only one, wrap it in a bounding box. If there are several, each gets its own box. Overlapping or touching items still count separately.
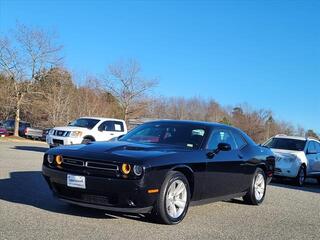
[120,122,207,149]
[263,138,306,151]
[68,118,100,129]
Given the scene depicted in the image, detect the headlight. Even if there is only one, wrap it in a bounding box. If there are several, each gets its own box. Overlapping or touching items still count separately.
[69,131,83,138]
[133,165,143,176]
[55,155,63,165]
[47,154,54,164]
[121,163,131,175]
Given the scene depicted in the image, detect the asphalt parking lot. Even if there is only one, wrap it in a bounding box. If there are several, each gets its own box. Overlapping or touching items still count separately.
[0,141,319,240]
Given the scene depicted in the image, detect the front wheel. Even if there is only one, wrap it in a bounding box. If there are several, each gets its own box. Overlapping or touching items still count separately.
[81,138,94,144]
[152,171,190,225]
[295,165,306,187]
[243,168,266,205]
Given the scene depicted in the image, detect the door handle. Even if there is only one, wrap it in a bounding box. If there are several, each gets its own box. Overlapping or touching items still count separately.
[110,133,114,136]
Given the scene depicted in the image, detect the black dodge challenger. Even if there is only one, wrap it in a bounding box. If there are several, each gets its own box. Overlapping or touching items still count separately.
[42,120,275,224]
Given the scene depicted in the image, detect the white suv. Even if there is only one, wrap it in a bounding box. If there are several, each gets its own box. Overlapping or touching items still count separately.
[263,135,320,186]
[46,117,127,148]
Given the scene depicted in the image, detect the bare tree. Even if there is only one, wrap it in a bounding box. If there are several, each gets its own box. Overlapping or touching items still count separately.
[104,59,157,122]
[0,24,62,136]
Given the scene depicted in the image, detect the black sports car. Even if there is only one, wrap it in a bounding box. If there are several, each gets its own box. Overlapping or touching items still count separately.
[42,120,275,224]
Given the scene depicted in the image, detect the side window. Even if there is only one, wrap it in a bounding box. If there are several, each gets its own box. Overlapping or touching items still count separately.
[232,131,248,149]
[307,142,316,154]
[315,142,320,153]
[207,129,237,150]
[98,121,124,132]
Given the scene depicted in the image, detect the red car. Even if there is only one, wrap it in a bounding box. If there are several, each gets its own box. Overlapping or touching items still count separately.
[0,127,9,137]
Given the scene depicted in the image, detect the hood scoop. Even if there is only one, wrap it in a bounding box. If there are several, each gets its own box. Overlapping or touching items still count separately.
[106,145,150,152]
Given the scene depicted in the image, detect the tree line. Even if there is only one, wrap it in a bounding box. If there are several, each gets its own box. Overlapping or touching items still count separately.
[0,24,318,143]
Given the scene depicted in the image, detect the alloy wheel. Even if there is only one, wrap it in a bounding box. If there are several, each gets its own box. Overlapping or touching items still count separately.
[254,173,265,201]
[165,179,187,219]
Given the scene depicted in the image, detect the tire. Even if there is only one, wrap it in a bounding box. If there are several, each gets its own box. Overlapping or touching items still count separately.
[81,138,94,144]
[243,168,266,205]
[294,165,306,187]
[152,171,190,225]
[317,177,320,185]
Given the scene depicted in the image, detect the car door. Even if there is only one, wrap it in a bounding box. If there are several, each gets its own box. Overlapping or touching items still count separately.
[306,141,318,174]
[97,121,125,141]
[312,142,320,173]
[204,128,247,199]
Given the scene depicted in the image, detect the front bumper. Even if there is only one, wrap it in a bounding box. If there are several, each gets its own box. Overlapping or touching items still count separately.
[42,165,156,214]
[274,160,300,178]
[46,135,83,147]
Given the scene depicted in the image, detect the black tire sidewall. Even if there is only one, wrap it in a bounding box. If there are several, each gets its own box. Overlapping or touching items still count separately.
[296,166,306,186]
[157,171,190,225]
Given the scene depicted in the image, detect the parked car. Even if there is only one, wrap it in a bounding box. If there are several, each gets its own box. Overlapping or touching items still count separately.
[46,117,127,148]
[42,120,275,224]
[0,127,9,137]
[263,134,320,186]
[2,119,31,137]
[25,127,44,140]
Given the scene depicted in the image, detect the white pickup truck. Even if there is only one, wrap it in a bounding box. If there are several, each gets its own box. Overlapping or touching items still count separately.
[46,117,127,148]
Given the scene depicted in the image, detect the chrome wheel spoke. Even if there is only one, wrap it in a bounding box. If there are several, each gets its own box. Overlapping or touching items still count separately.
[174,199,186,208]
[174,182,185,196]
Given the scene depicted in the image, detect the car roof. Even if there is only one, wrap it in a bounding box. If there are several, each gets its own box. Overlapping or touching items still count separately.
[4,119,29,123]
[79,117,125,122]
[146,119,230,128]
[273,134,320,143]
[144,119,257,145]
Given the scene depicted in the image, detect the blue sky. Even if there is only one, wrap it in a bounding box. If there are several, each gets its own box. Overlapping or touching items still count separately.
[0,0,319,132]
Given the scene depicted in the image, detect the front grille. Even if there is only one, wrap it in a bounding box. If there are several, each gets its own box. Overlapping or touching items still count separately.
[86,161,119,171]
[52,130,70,137]
[53,139,64,145]
[63,158,85,167]
[60,157,119,177]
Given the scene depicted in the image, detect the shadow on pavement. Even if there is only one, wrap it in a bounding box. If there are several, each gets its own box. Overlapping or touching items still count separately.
[0,171,154,223]
[12,146,48,153]
[270,178,320,194]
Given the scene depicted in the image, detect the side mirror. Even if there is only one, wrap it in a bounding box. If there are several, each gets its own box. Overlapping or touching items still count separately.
[207,143,231,159]
[217,143,231,152]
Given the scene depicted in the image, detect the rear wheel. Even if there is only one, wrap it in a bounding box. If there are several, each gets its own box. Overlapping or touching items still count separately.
[295,165,306,187]
[243,168,266,205]
[152,171,190,225]
[316,177,320,185]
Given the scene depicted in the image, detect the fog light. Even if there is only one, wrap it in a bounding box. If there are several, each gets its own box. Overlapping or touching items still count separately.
[47,155,54,164]
[55,155,63,165]
[121,163,131,175]
[133,165,143,176]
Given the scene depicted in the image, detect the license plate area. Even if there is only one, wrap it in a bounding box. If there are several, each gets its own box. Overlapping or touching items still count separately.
[67,174,86,189]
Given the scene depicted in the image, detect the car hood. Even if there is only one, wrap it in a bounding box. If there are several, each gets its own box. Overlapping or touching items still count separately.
[271,149,305,160]
[51,126,88,132]
[47,141,188,162]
